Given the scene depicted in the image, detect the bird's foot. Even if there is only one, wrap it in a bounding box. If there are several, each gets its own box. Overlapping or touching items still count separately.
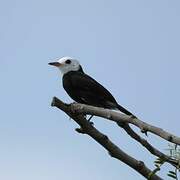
[87,115,94,126]
[87,115,93,121]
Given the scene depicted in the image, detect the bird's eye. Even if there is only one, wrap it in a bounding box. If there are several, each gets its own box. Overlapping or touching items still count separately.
[65,60,71,64]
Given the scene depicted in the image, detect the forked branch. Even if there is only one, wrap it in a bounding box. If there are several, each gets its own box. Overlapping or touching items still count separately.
[68,101,180,145]
[51,97,164,180]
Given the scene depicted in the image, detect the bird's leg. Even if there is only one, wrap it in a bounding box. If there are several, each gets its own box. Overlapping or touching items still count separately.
[87,115,93,121]
[87,115,94,126]
[75,115,94,134]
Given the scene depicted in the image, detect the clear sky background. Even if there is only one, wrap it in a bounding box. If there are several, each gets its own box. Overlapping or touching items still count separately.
[0,0,180,179]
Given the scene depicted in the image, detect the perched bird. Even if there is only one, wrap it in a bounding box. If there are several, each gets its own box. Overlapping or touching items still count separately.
[49,57,136,117]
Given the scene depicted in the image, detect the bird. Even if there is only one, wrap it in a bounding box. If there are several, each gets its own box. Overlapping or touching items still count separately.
[49,57,136,118]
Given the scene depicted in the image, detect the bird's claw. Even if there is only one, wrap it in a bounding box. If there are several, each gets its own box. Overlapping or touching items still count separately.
[87,115,93,121]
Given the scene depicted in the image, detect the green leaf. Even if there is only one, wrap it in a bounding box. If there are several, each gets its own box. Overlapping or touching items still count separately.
[154,158,164,164]
[154,160,161,163]
[167,173,176,179]
[168,171,176,175]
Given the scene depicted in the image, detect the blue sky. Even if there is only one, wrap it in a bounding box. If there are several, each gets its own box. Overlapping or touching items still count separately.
[0,0,180,179]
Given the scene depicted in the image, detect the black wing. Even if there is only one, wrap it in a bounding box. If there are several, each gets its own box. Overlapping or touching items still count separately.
[63,71,118,109]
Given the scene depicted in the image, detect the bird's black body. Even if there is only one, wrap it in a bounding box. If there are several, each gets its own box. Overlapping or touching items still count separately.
[62,67,134,116]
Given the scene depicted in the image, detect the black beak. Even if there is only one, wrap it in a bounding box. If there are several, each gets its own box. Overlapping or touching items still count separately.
[48,62,62,67]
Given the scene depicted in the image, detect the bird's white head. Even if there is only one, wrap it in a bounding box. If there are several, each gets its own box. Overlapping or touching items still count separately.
[48,56,81,75]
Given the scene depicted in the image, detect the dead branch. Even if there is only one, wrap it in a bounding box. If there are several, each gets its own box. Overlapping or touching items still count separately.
[68,101,180,145]
[51,97,163,180]
[117,122,179,167]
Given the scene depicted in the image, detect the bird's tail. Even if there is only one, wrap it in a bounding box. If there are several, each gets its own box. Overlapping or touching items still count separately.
[116,103,137,118]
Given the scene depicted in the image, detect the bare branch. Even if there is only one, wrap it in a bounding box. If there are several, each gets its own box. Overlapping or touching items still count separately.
[69,102,180,145]
[51,97,163,180]
[117,122,179,168]
[67,100,180,167]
